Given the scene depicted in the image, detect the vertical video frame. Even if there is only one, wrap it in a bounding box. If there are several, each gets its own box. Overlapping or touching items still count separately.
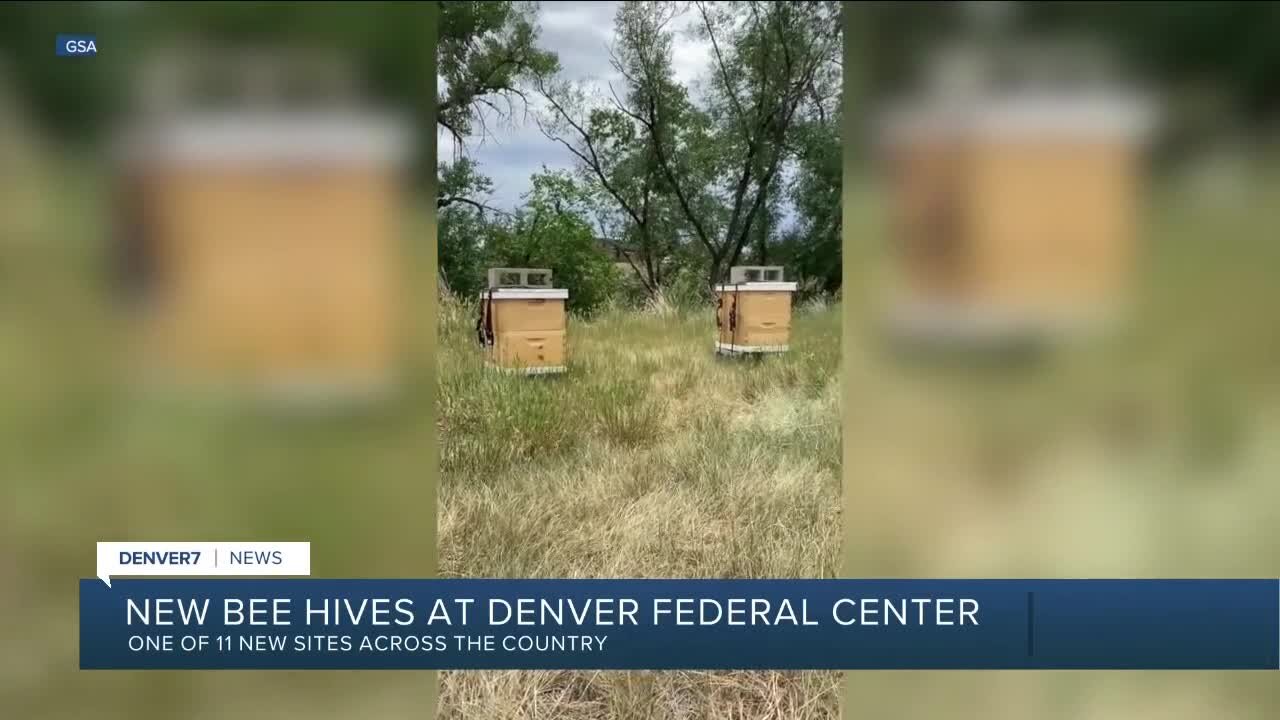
[437,2,843,717]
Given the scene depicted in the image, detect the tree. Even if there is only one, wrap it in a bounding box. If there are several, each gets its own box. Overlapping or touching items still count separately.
[436,2,563,296]
[528,4,695,296]
[776,100,842,294]
[608,1,842,288]
[489,170,621,315]
[534,76,686,295]
[438,158,504,299]
[437,1,559,147]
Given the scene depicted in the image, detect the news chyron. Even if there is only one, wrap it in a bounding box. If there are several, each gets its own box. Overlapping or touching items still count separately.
[56,34,98,57]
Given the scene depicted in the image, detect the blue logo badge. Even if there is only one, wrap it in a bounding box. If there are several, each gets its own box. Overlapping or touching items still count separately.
[56,34,98,57]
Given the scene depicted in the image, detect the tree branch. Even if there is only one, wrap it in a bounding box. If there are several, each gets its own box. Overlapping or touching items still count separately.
[437,195,512,217]
[696,1,750,136]
[536,78,652,243]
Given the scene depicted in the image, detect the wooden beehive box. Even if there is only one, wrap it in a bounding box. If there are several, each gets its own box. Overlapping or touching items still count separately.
[116,110,410,397]
[714,266,798,355]
[477,268,568,375]
[880,52,1152,343]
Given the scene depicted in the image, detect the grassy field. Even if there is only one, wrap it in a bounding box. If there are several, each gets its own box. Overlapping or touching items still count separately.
[437,294,842,719]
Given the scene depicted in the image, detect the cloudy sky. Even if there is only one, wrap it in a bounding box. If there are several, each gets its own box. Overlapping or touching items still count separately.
[438,1,713,211]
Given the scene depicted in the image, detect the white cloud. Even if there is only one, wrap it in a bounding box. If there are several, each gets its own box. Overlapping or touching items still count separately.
[439,1,631,209]
[670,20,713,97]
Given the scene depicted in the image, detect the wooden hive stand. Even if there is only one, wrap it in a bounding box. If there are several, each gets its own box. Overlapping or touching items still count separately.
[476,268,568,375]
[714,266,798,356]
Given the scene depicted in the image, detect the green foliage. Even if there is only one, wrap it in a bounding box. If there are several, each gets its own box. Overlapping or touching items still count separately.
[776,117,843,295]
[437,1,559,144]
[658,261,714,310]
[435,1,638,311]
[588,1,843,288]
[488,170,621,316]
[438,158,499,299]
[437,206,492,301]
[527,0,1280,302]
[441,1,846,306]
[437,165,619,316]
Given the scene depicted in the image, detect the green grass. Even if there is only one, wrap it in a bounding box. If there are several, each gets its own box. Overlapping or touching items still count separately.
[437,295,842,719]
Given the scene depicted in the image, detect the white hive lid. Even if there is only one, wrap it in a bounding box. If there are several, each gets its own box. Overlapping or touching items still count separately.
[479,288,568,300]
[117,109,412,167]
[879,42,1157,146]
[714,282,798,293]
[881,91,1156,145]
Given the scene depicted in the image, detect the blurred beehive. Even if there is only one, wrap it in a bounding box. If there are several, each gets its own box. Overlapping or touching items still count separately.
[476,268,568,375]
[881,46,1153,343]
[715,266,798,356]
[115,52,410,398]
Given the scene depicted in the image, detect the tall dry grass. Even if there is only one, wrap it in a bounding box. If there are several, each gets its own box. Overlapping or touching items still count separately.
[438,293,842,719]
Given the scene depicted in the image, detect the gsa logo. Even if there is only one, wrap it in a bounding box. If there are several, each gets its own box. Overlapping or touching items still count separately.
[56,34,97,57]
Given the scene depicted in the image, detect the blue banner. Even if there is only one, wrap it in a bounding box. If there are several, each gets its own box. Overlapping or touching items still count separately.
[79,579,1280,670]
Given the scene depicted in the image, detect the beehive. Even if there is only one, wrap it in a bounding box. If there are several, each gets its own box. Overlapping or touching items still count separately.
[116,110,410,397]
[714,266,798,356]
[880,54,1152,342]
[477,268,568,375]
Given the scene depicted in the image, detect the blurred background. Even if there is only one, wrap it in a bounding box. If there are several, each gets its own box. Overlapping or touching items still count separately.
[4,1,1280,718]
[844,2,1280,719]
[1,2,438,718]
